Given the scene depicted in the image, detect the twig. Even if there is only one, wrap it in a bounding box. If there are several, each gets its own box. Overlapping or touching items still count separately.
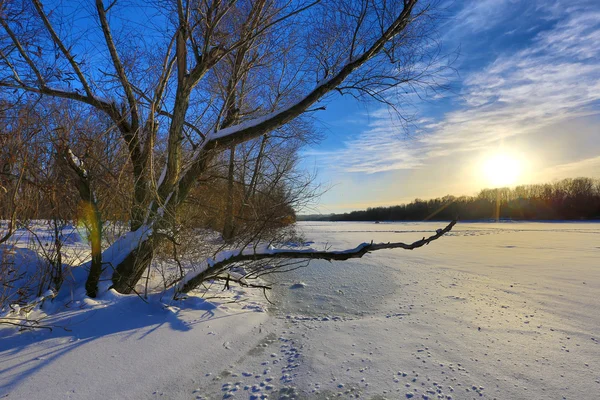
[0,320,54,331]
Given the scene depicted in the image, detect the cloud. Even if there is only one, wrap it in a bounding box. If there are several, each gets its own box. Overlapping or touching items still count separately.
[306,110,424,173]
[312,1,600,175]
[449,0,516,34]
[540,155,600,180]
[422,5,600,153]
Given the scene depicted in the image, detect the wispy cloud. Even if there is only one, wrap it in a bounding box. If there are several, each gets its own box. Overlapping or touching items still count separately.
[449,0,514,34]
[539,155,600,180]
[307,109,424,173]
[313,1,600,175]
[422,4,600,154]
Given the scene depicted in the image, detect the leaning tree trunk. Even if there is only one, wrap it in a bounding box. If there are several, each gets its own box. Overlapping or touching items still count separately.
[111,236,155,294]
[104,0,421,295]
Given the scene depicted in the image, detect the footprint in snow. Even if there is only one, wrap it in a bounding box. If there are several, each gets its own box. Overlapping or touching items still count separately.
[289,282,306,289]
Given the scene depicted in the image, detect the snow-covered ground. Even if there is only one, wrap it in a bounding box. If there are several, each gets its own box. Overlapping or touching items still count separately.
[2,221,600,399]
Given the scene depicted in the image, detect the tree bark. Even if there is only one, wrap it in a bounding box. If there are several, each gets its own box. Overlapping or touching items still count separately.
[111,236,155,294]
[60,146,104,298]
[85,205,103,298]
[0,163,24,245]
[111,1,420,293]
[247,135,267,200]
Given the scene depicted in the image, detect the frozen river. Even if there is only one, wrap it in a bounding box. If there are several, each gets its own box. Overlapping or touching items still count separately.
[255,221,600,399]
[272,221,600,317]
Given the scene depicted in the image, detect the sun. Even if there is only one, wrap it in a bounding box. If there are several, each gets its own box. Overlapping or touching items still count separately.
[482,153,522,187]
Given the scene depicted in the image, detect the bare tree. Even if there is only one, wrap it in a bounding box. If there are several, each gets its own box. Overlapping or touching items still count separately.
[1,0,451,295]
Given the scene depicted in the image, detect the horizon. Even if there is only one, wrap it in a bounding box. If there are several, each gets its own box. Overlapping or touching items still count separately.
[298,176,600,216]
[302,0,600,215]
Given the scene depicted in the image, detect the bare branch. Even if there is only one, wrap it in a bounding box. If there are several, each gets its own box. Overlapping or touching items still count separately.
[95,0,140,132]
[175,1,419,202]
[31,0,95,98]
[0,320,54,331]
[180,219,457,293]
[0,16,46,84]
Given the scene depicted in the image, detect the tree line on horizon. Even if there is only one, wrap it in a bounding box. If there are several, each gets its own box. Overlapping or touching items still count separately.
[303,177,600,222]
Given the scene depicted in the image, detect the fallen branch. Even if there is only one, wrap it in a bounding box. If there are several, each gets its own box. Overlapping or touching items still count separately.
[180,220,457,293]
[10,289,57,315]
[211,275,273,291]
[0,319,54,331]
[0,315,73,332]
[2,288,78,332]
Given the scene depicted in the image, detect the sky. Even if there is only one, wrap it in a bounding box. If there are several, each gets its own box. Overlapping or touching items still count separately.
[302,0,600,214]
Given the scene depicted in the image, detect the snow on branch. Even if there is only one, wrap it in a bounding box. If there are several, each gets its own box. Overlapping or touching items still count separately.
[179,219,457,293]
[174,1,419,200]
[1,290,63,332]
[199,2,418,150]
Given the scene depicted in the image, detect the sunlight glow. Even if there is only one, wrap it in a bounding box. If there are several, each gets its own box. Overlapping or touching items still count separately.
[482,153,522,187]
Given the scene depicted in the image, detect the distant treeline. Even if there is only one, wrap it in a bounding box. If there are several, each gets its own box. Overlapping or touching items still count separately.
[302,177,600,221]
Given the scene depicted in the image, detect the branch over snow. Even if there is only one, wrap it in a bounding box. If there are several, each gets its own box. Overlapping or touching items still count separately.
[180,219,457,293]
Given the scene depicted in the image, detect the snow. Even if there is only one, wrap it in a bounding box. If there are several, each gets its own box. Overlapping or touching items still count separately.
[207,89,326,143]
[1,222,268,399]
[0,291,268,399]
[206,68,336,145]
[67,149,87,178]
[263,221,600,399]
[0,222,90,306]
[2,221,600,399]
[156,165,168,188]
[210,112,275,141]
[101,224,152,268]
[178,247,267,290]
[177,239,374,291]
[67,149,83,168]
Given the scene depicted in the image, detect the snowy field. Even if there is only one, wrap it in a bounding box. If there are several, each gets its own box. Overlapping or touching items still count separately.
[2,221,600,399]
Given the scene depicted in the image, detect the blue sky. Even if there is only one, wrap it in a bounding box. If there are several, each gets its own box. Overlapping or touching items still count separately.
[302,0,600,214]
